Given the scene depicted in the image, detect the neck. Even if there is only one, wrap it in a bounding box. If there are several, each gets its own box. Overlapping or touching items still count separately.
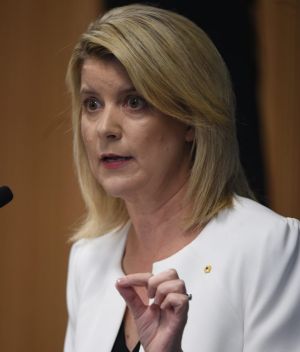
[123,181,200,270]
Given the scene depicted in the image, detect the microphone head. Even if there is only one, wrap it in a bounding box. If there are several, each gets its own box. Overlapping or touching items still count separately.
[0,186,13,208]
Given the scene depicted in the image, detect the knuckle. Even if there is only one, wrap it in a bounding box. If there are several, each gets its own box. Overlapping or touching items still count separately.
[178,279,185,289]
[156,285,164,296]
[183,294,189,302]
[168,268,178,277]
[147,274,156,288]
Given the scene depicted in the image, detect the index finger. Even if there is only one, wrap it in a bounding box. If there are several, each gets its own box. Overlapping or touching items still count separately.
[117,272,153,288]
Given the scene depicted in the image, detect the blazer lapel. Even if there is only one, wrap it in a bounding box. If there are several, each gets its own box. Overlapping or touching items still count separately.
[76,228,128,352]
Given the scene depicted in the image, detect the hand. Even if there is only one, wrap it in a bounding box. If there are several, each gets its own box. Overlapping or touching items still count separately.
[116,269,189,352]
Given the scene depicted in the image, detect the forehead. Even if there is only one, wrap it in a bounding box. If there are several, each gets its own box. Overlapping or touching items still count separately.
[80,56,133,92]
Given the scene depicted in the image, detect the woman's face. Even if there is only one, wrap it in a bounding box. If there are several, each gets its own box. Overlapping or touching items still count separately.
[80,57,194,203]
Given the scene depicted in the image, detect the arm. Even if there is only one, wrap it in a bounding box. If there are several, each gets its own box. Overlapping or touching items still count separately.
[244,218,300,351]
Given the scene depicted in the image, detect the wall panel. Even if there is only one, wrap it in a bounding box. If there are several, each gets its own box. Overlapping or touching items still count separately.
[0,1,101,351]
[257,0,300,217]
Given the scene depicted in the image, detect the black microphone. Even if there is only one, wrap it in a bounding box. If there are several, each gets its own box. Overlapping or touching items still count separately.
[0,186,13,208]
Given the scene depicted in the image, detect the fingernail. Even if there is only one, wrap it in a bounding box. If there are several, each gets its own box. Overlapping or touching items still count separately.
[116,277,126,284]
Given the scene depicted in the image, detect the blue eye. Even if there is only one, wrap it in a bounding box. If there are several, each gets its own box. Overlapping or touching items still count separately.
[83,97,101,112]
[126,95,147,110]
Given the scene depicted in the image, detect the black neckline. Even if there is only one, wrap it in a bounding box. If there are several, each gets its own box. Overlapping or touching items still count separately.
[111,320,141,352]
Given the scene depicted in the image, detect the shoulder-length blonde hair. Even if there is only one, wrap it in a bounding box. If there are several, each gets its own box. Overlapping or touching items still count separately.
[66,4,253,240]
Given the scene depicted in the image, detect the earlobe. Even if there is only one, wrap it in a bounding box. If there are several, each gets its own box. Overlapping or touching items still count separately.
[185,126,195,142]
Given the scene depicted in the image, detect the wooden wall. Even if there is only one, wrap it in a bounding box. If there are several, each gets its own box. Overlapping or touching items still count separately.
[0,1,100,351]
[257,0,300,217]
[0,1,299,351]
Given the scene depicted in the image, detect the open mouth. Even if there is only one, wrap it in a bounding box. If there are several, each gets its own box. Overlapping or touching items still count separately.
[101,155,133,163]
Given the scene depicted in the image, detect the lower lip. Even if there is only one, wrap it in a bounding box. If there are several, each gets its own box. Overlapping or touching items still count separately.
[101,158,133,170]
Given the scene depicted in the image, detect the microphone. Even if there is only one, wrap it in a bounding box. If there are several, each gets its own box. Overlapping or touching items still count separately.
[0,186,13,208]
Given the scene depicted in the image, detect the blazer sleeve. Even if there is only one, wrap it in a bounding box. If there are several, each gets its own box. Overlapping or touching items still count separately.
[64,241,82,352]
[244,217,300,352]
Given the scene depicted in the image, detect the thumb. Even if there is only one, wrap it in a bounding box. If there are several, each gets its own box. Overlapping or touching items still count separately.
[116,279,147,319]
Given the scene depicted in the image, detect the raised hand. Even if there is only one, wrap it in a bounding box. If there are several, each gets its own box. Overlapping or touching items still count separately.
[116,269,190,352]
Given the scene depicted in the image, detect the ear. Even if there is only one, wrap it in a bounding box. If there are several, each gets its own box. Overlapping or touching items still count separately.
[185,126,195,142]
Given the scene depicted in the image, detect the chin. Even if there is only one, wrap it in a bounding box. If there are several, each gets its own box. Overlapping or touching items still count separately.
[99,180,137,200]
[96,170,148,200]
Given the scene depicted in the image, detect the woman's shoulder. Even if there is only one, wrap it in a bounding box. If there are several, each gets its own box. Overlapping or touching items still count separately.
[232,195,296,224]
[201,197,300,324]
[205,198,300,350]
[218,195,299,242]
[71,225,126,250]
[204,196,300,269]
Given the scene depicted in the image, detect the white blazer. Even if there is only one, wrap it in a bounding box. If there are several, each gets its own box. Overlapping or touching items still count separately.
[64,197,300,352]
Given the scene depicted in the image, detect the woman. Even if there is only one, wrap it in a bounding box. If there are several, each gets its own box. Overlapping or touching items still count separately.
[64,4,300,352]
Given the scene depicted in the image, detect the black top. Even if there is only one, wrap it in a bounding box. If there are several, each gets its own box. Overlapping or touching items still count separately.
[111,320,141,352]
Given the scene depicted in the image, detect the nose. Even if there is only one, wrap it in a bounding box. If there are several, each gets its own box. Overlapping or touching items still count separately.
[96,105,122,141]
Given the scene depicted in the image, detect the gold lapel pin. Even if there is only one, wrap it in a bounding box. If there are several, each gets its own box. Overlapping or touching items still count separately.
[204,265,212,273]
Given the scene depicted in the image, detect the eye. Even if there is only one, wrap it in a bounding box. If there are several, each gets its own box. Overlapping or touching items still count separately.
[126,95,147,110]
[83,97,101,112]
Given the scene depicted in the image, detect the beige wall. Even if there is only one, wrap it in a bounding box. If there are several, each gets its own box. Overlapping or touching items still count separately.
[0,1,101,351]
[0,1,299,352]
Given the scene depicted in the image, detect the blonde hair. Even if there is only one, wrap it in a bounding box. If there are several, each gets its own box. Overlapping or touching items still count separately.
[67,4,253,240]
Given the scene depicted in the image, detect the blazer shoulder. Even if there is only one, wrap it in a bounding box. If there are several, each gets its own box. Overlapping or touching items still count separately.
[207,196,300,288]
[233,196,290,224]
[71,224,128,259]
[221,196,300,244]
[200,197,300,334]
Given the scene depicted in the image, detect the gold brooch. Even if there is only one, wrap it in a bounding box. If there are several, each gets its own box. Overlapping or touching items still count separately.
[204,265,212,273]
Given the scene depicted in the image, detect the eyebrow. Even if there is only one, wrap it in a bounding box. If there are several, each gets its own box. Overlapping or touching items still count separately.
[79,85,138,96]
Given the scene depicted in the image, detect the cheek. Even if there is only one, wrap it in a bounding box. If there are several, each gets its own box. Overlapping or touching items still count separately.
[80,122,98,172]
[137,133,165,158]
[156,130,185,153]
[139,133,183,168]
[80,120,93,148]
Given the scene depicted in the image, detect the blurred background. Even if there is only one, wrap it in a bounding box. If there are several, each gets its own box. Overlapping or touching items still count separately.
[0,0,299,351]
